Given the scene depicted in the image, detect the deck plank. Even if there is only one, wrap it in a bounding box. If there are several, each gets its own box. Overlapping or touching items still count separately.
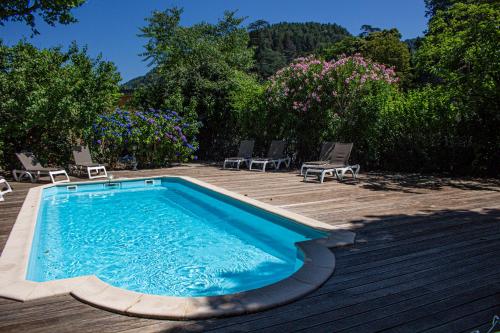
[0,166,498,332]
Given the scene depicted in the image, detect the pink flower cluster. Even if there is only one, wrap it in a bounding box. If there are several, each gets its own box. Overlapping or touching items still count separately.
[267,54,399,113]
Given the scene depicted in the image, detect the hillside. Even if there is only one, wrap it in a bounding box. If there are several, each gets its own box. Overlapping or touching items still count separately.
[249,21,351,78]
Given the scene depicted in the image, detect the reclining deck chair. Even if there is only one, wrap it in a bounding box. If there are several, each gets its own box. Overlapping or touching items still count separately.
[249,140,291,172]
[72,145,108,179]
[223,140,255,170]
[300,141,336,175]
[13,152,70,183]
[303,143,360,183]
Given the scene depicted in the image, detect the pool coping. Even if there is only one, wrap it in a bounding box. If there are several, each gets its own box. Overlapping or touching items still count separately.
[0,175,355,319]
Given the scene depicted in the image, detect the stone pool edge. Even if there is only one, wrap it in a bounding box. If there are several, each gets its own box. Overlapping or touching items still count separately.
[0,175,355,319]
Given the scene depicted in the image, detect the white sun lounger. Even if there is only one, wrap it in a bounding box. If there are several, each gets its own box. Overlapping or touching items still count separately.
[13,152,70,183]
[223,140,255,170]
[72,145,108,179]
[300,141,336,175]
[249,140,291,172]
[303,143,360,183]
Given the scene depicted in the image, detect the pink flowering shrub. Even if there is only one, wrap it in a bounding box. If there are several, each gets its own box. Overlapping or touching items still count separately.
[265,54,399,162]
[267,54,398,114]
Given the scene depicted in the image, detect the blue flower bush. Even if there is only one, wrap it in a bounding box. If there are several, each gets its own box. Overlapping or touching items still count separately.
[92,108,199,167]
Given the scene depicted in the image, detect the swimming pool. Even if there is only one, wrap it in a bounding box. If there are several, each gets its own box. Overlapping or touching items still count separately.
[0,175,354,319]
[28,177,325,297]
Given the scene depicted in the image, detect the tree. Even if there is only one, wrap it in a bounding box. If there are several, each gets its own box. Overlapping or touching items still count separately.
[136,8,256,159]
[424,0,491,17]
[359,24,381,37]
[0,41,121,168]
[247,19,269,32]
[363,29,411,84]
[318,36,364,60]
[0,0,85,34]
[319,28,411,85]
[415,1,500,174]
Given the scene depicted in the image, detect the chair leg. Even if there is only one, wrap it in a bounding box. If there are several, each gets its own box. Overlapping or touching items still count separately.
[320,171,327,183]
[337,168,346,181]
[236,160,241,170]
[262,161,267,172]
[12,170,19,182]
[353,164,360,179]
[300,165,305,176]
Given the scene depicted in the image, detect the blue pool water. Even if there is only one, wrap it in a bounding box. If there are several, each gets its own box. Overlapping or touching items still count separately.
[27,178,325,296]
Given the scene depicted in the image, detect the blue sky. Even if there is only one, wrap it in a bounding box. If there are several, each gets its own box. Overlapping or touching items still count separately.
[0,0,427,83]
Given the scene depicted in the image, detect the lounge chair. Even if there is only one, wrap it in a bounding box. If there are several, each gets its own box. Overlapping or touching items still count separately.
[249,140,291,172]
[0,177,12,201]
[71,145,108,179]
[13,152,70,183]
[223,140,255,170]
[300,141,336,175]
[303,143,360,183]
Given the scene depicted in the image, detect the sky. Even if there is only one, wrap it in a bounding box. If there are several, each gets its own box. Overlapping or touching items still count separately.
[0,0,427,83]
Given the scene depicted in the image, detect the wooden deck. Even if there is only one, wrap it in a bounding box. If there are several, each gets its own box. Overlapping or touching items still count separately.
[1,165,499,332]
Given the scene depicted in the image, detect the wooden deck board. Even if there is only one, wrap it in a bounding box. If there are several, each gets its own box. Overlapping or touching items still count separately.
[0,165,498,332]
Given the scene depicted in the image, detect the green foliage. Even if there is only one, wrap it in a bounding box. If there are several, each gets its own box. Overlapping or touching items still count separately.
[134,7,256,159]
[377,86,461,171]
[92,108,199,167]
[0,41,121,169]
[424,0,491,17]
[319,28,411,86]
[227,71,267,152]
[318,36,364,60]
[363,30,411,83]
[0,0,85,34]
[415,1,500,174]
[248,22,351,78]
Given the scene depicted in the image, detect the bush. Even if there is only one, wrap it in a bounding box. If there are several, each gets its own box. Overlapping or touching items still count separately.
[264,54,399,164]
[92,108,199,167]
[376,86,461,172]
